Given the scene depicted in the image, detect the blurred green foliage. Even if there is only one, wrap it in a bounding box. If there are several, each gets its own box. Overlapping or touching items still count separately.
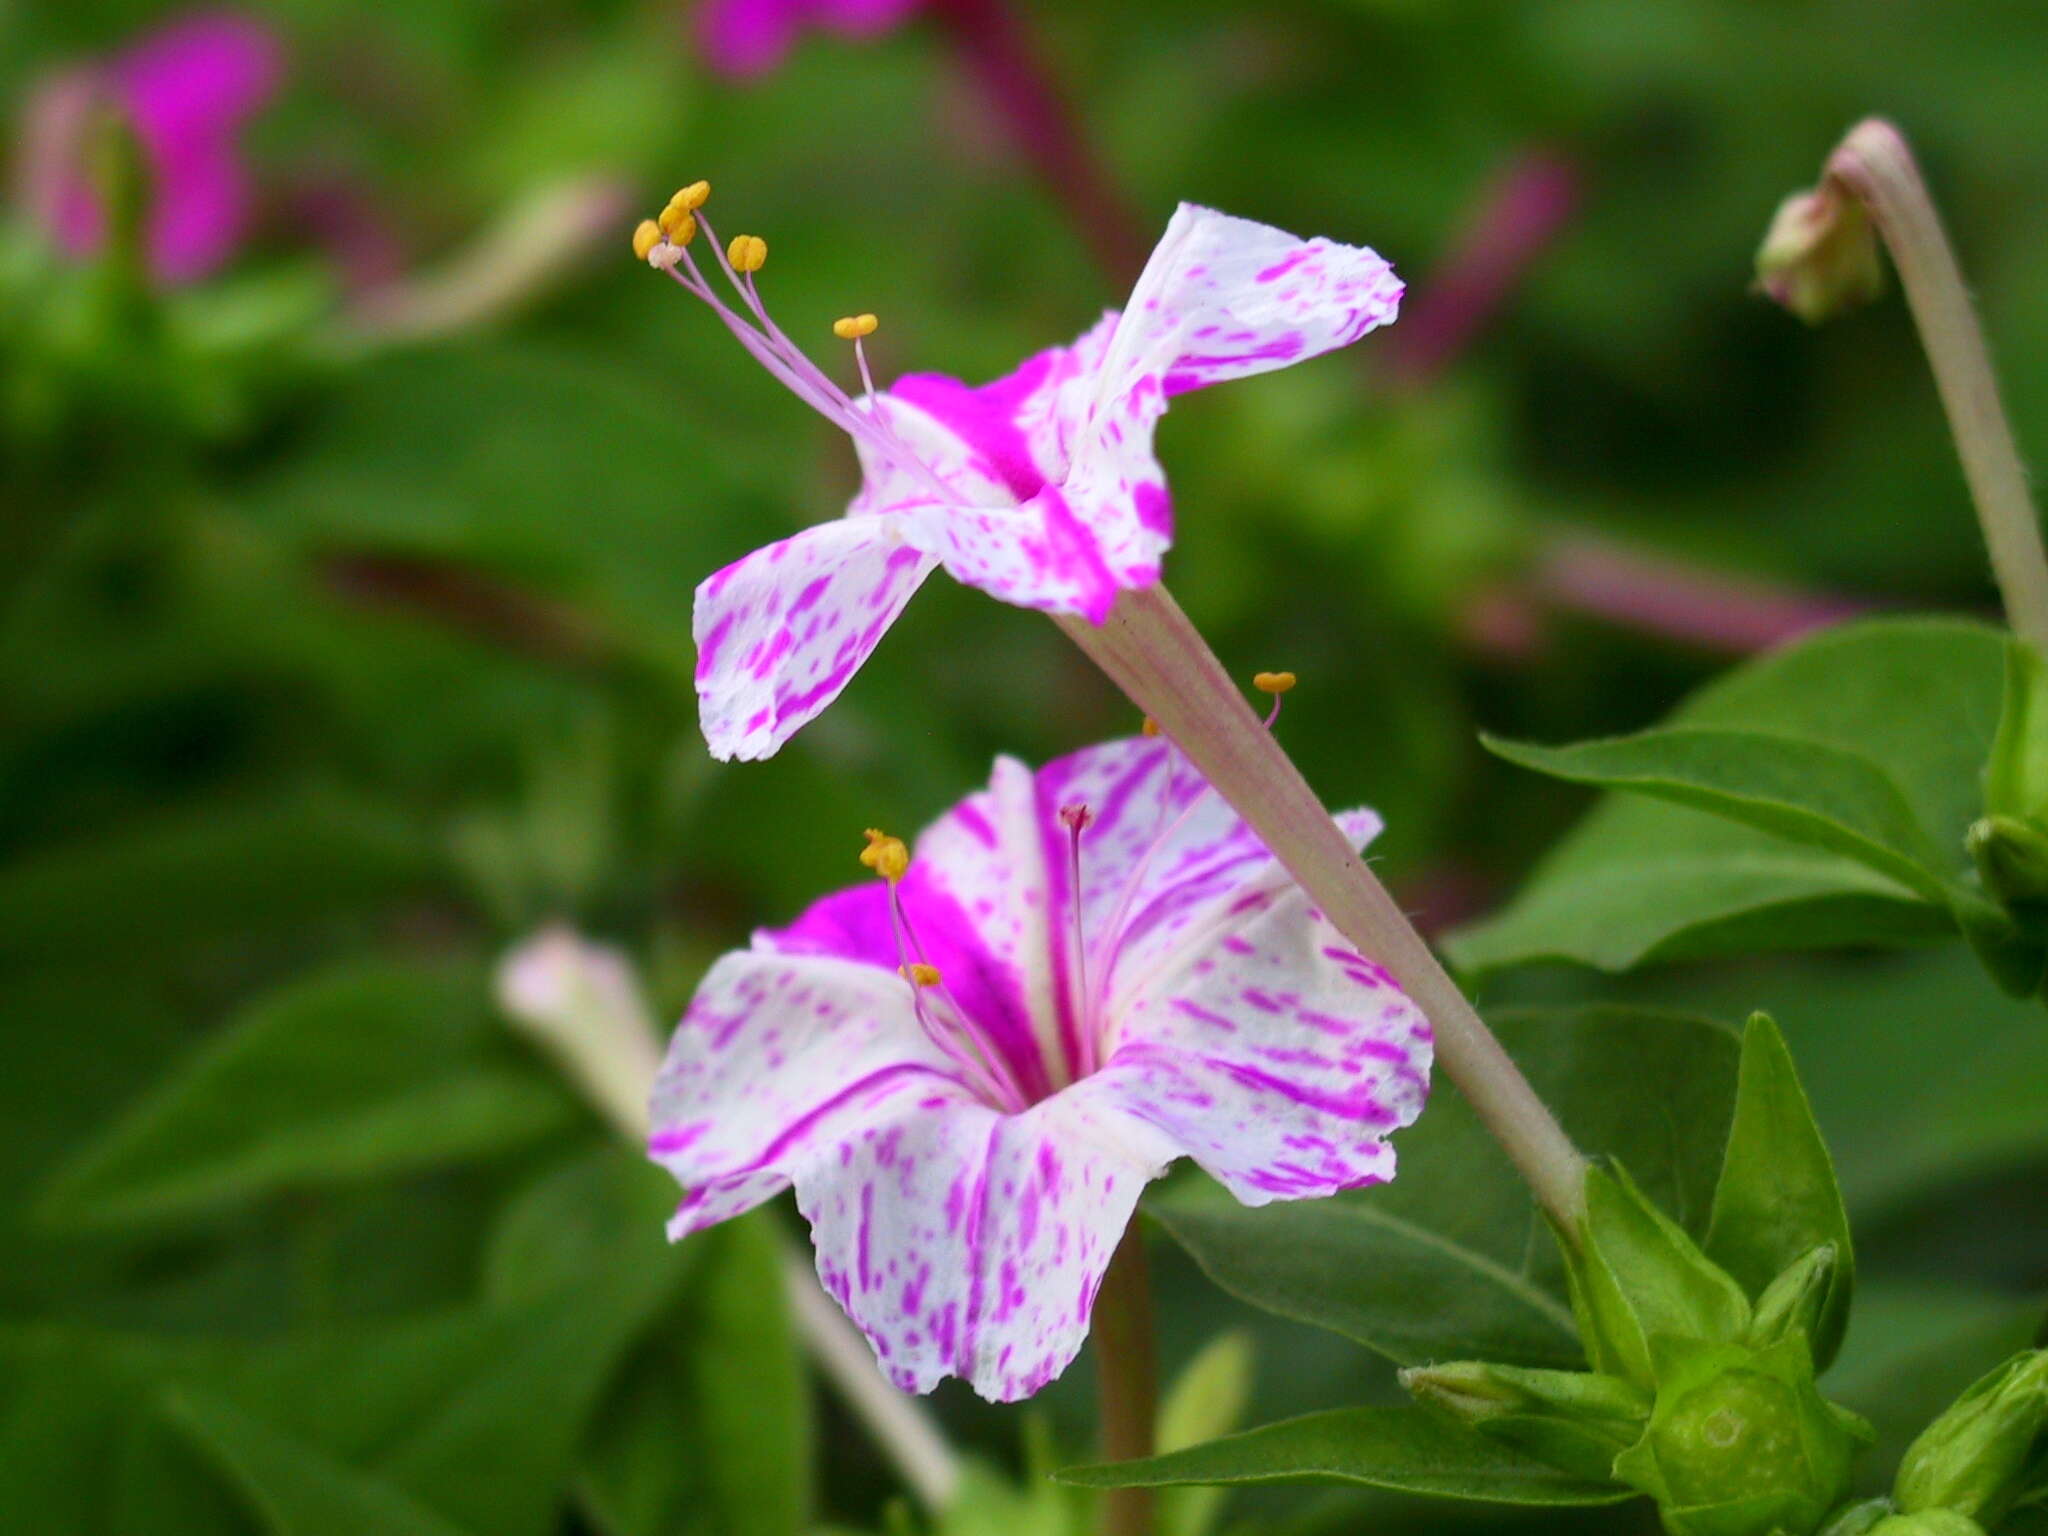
[4,0,2047,1532]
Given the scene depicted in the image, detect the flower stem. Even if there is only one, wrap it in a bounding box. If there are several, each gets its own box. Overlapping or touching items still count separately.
[925,0,1149,288]
[1824,118,2048,653]
[1056,584,1587,1231]
[1091,1227,1158,1536]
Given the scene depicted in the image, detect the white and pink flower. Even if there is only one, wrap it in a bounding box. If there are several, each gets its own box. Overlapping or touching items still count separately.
[647,735,1432,1401]
[652,200,1402,760]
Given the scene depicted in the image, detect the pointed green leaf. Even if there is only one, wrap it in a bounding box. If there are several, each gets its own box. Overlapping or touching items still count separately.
[1451,618,2006,977]
[1706,1014,1855,1369]
[163,1390,471,1536]
[40,962,576,1229]
[1483,726,1953,902]
[1057,1406,1636,1506]
[1153,1007,1737,1367]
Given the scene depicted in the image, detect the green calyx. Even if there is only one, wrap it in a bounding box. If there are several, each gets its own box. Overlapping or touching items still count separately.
[1612,1335,1870,1536]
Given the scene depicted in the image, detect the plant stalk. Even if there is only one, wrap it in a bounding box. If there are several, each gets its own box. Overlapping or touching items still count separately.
[1056,583,1587,1231]
[1825,118,2048,653]
[1091,1228,1158,1536]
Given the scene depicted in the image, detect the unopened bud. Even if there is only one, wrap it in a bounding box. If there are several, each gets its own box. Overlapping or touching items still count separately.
[1403,1360,1648,1482]
[1748,1244,1840,1352]
[1755,183,1883,325]
[1895,1351,2048,1523]
[496,926,660,1139]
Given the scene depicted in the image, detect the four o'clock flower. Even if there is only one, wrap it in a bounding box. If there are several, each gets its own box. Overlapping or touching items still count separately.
[16,9,284,285]
[629,186,1402,761]
[646,733,1432,1401]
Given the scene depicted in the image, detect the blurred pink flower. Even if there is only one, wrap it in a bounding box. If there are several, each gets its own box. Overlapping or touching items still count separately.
[694,0,922,79]
[18,10,284,284]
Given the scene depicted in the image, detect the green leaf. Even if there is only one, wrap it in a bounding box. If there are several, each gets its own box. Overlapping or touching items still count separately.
[486,1148,813,1536]
[1482,726,1955,903]
[1451,618,2006,977]
[40,962,576,1228]
[163,1390,471,1536]
[1153,1007,1737,1367]
[1705,1015,1855,1370]
[1057,1406,1636,1506]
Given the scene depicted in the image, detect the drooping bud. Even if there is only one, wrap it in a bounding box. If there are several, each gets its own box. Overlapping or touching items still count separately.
[1755,181,1883,325]
[1402,1360,1649,1482]
[1894,1350,2048,1524]
[1612,1335,1870,1536]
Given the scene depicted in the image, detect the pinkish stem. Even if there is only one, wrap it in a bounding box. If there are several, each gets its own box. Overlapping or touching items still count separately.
[925,0,1149,288]
[1531,532,1871,655]
[1382,150,1579,387]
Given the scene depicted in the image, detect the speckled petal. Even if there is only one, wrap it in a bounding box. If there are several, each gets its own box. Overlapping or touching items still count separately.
[648,950,969,1234]
[1101,202,1404,398]
[1099,878,1432,1204]
[693,516,938,761]
[791,1077,1178,1401]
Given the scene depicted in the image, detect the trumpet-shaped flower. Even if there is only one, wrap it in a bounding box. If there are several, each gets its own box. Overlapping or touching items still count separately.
[639,194,1401,760]
[694,0,922,79]
[647,735,1432,1400]
[20,10,284,285]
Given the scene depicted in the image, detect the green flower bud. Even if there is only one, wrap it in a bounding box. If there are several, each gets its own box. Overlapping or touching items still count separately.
[1754,182,1883,325]
[1614,1337,1869,1536]
[1402,1360,1650,1482]
[1866,1514,1987,1536]
[1895,1351,2048,1523]
[1748,1245,1840,1353]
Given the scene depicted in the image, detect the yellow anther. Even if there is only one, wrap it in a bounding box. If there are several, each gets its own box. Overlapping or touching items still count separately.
[1253,671,1298,695]
[1141,715,1161,736]
[632,219,662,261]
[669,180,711,214]
[658,206,698,245]
[833,313,880,340]
[900,962,942,988]
[728,234,768,274]
[859,827,909,883]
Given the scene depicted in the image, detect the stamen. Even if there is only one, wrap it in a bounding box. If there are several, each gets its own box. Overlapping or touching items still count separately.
[727,233,768,273]
[859,827,911,883]
[1059,804,1095,1075]
[832,313,880,339]
[1253,669,1296,728]
[632,219,662,261]
[1140,715,1161,736]
[658,207,697,246]
[669,180,711,213]
[900,962,942,987]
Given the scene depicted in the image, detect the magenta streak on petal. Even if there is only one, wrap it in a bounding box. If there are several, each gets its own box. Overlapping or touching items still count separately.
[787,574,834,617]
[890,355,1055,502]
[1031,486,1121,621]
[1197,1056,1396,1124]
[899,867,1052,1100]
[1133,481,1173,537]
[955,1119,1002,1378]
[1171,998,1238,1033]
[1255,248,1314,284]
[715,1061,949,1181]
